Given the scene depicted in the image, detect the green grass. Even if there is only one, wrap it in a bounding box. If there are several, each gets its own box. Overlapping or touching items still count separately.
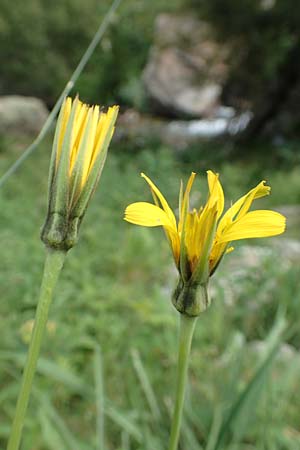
[0,136,300,449]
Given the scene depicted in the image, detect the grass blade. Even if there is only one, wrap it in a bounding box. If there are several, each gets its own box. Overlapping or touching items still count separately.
[121,430,130,450]
[94,344,105,450]
[205,408,223,450]
[105,405,143,443]
[37,393,83,450]
[131,348,162,420]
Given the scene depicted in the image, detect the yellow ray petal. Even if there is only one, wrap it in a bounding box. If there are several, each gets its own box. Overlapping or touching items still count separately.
[236,181,270,220]
[209,241,227,273]
[92,105,118,170]
[188,203,218,275]
[207,170,224,219]
[80,105,99,186]
[141,173,177,229]
[194,172,220,241]
[124,201,180,264]
[69,99,86,155]
[184,211,197,264]
[56,97,72,167]
[216,180,270,235]
[124,202,176,229]
[69,105,90,176]
[218,210,286,242]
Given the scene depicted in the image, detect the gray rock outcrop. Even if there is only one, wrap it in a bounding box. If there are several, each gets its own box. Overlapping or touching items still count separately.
[143,13,231,118]
[0,95,49,136]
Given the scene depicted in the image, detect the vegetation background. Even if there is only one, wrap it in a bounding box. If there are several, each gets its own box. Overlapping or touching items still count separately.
[0,0,300,449]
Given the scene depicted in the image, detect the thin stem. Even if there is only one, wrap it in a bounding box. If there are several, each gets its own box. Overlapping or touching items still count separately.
[7,248,66,450]
[94,345,105,450]
[168,314,197,450]
[0,0,122,189]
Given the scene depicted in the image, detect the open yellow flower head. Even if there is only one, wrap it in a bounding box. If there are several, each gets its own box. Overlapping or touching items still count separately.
[124,171,286,316]
[41,96,119,251]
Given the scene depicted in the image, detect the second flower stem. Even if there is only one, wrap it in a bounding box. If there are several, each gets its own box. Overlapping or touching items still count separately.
[168,314,197,450]
[7,248,66,450]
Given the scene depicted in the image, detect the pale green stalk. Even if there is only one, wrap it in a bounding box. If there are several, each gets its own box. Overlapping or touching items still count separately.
[7,248,66,450]
[168,314,198,450]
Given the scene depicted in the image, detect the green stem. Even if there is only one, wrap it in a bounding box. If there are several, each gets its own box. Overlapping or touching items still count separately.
[7,248,66,450]
[168,314,197,450]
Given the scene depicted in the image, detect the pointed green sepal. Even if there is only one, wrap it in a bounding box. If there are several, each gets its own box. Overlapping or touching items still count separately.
[179,224,191,282]
[64,217,81,250]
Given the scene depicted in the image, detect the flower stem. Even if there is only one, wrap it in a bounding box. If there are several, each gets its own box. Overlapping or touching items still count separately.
[168,314,197,450]
[7,248,66,450]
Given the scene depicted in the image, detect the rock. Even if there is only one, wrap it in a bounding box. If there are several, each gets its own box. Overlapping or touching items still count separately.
[0,95,49,136]
[153,13,211,48]
[115,108,252,152]
[163,111,252,150]
[115,108,166,147]
[142,13,231,118]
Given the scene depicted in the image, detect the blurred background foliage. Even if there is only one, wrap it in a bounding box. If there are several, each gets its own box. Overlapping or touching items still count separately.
[188,0,299,95]
[0,0,299,114]
[186,0,300,137]
[1,0,300,449]
[0,0,180,106]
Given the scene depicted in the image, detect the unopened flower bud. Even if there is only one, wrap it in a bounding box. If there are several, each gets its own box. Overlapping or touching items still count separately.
[41,97,118,250]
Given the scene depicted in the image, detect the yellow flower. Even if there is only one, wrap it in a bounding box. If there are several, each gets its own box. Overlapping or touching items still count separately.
[124,171,286,315]
[42,97,119,250]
